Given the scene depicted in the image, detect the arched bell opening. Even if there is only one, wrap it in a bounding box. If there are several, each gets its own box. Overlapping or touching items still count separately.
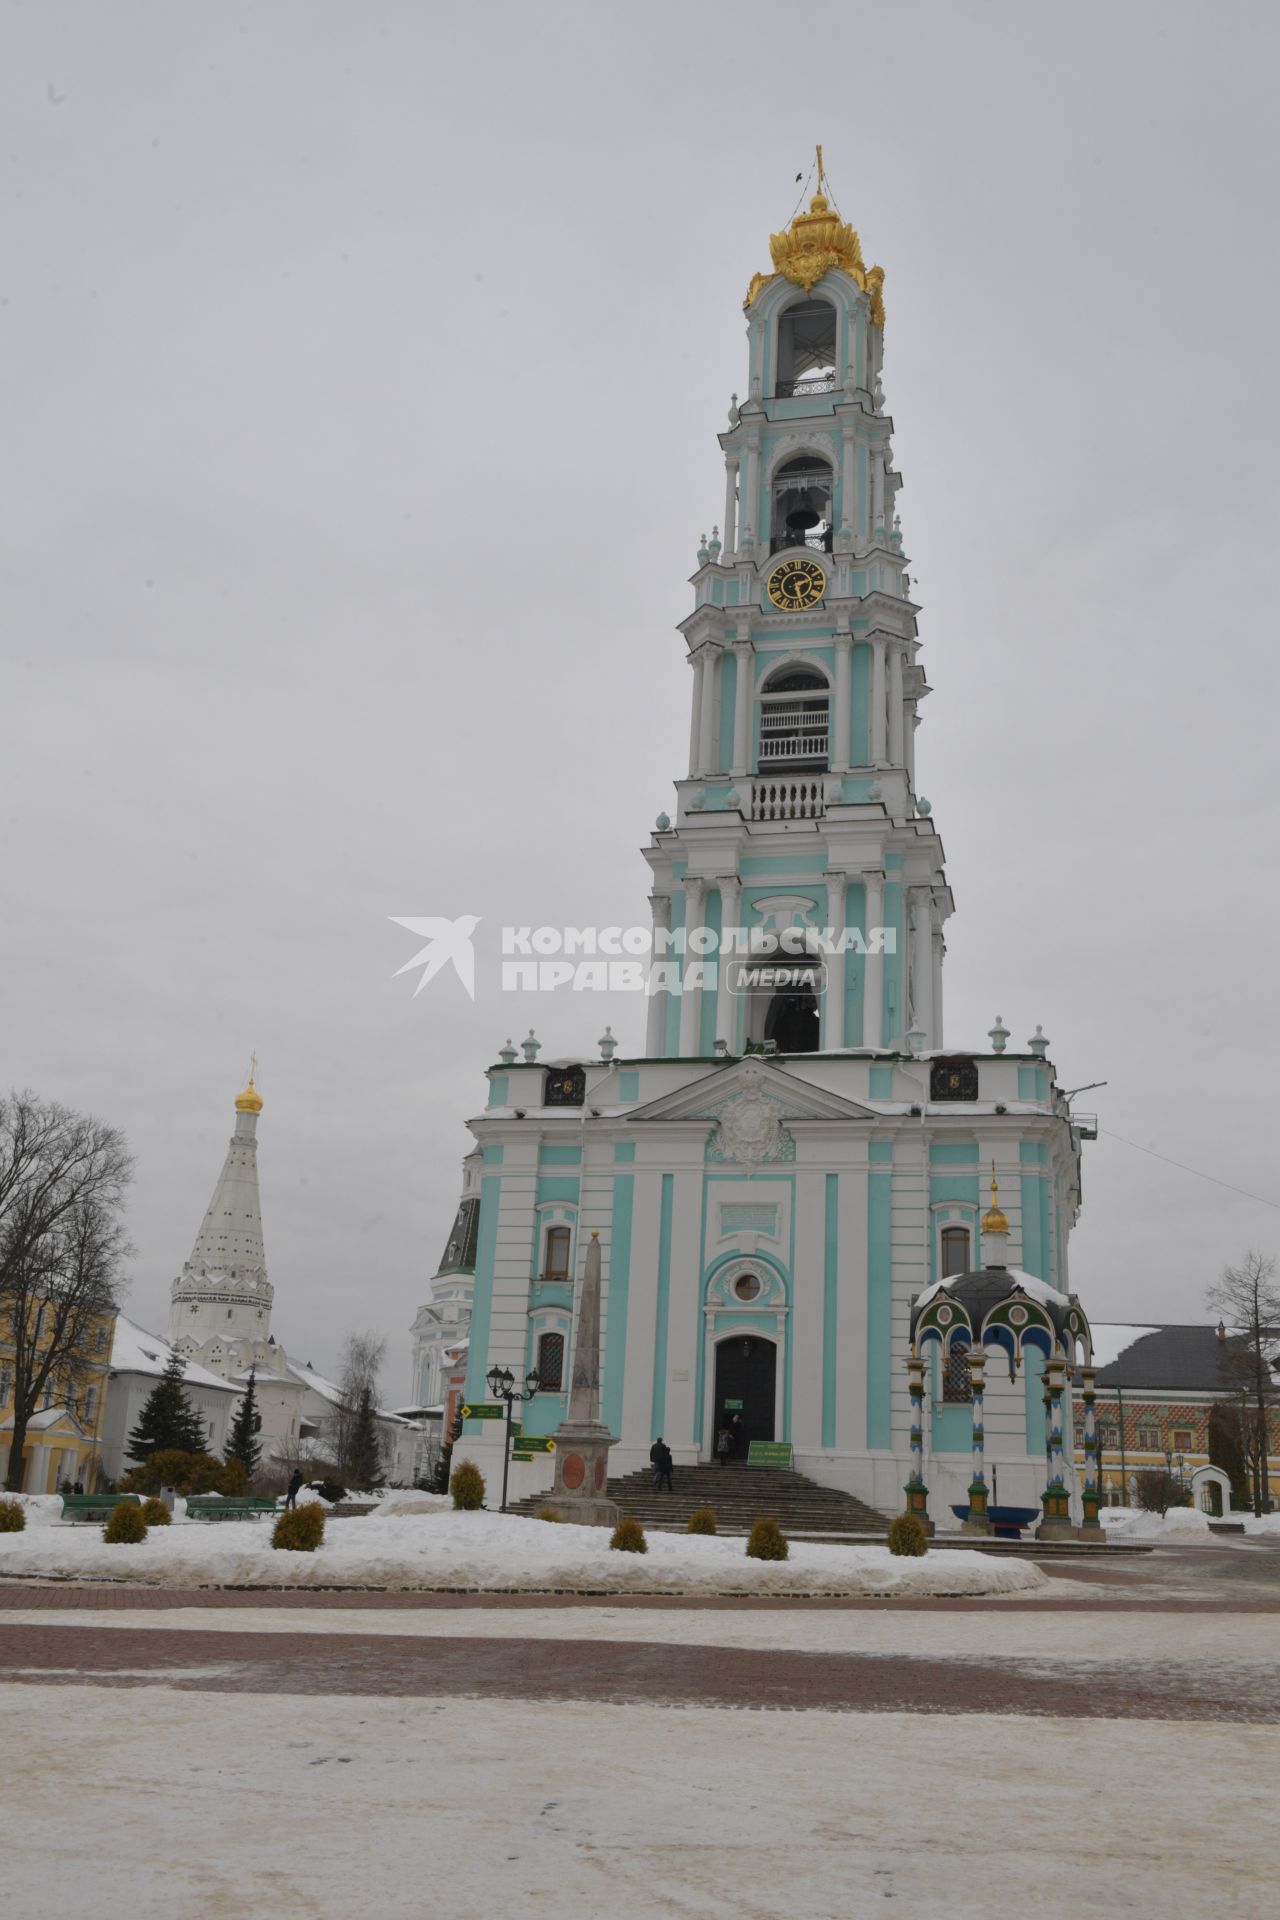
[774,296,838,399]
[740,926,825,1055]
[758,663,830,770]
[770,454,834,555]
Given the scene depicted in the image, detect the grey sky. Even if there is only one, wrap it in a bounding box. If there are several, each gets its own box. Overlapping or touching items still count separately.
[3,1,1277,1394]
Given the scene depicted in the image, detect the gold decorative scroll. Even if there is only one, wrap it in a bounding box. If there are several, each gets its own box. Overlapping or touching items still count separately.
[744,192,885,324]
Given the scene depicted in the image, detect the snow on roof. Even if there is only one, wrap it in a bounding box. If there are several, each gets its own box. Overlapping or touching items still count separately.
[110,1315,238,1394]
[915,1267,1069,1317]
[288,1359,344,1405]
[1088,1323,1162,1372]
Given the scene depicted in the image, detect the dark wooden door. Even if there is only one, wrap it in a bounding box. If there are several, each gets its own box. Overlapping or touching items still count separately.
[713,1335,777,1449]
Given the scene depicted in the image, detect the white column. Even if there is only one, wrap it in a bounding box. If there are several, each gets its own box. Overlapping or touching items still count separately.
[678,878,706,1056]
[688,653,705,778]
[715,877,741,1052]
[645,893,673,1056]
[872,451,885,535]
[723,458,739,558]
[732,640,752,776]
[863,871,884,1048]
[888,644,904,765]
[840,431,855,539]
[698,650,718,774]
[911,891,934,1042]
[931,927,944,1049]
[870,636,887,765]
[743,438,761,549]
[906,706,918,785]
[833,632,853,772]
[824,872,848,1050]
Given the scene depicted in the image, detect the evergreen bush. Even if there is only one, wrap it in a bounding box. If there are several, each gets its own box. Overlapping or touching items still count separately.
[224,1368,263,1479]
[140,1497,171,1526]
[450,1459,485,1510]
[745,1516,788,1561]
[0,1498,25,1533]
[126,1352,207,1462]
[309,1478,347,1506]
[103,1501,147,1544]
[120,1450,246,1497]
[535,1505,566,1523]
[686,1507,717,1535]
[272,1504,326,1551]
[887,1513,929,1556]
[609,1514,647,1553]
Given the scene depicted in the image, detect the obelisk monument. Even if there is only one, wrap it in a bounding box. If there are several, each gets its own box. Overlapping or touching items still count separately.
[549,1231,619,1526]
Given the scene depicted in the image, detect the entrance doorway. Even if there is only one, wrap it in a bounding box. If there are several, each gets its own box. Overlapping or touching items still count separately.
[713,1335,777,1456]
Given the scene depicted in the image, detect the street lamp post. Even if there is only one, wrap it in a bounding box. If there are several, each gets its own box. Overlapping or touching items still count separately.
[486,1363,541,1513]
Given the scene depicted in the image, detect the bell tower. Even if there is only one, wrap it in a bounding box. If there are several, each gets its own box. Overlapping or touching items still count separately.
[643,153,952,1061]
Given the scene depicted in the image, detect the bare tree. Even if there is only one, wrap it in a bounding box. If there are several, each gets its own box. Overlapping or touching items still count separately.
[332,1330,387,1484]
[0,1093,133,1490]
[1208,1249,1280,1518]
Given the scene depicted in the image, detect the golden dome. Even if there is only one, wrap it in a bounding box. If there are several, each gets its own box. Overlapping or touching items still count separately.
[744,146,885,323]
[234,1060,263,1114]
[981,1169,1008,1236]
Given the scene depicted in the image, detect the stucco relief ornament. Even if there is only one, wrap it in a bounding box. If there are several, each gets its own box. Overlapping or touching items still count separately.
[713,1062,788,1170]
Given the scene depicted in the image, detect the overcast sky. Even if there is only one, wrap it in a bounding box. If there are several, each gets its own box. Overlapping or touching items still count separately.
[3,1,1278,1394]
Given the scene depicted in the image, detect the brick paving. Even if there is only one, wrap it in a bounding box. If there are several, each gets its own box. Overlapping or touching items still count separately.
[2,1621,1277,1721]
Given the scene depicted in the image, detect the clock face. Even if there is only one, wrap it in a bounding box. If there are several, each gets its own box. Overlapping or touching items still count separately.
[766,557,826,611]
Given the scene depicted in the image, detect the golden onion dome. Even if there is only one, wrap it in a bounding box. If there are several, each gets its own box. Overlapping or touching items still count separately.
[234,1061,263,1114]
[981,1169,1008,1236]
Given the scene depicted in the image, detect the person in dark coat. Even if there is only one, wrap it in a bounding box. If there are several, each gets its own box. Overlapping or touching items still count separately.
[649,1437,664,1487]
[729,1412,745,1459]
[654,1440,674,1493]
[715,1427,732,1468]
[285,1468,305,1510]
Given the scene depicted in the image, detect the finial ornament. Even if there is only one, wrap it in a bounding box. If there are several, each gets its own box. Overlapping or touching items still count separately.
[745,148,886,322]
[988,1014,1009,1053]
[982,1162,1009,1237]
[234,1055,263,1114]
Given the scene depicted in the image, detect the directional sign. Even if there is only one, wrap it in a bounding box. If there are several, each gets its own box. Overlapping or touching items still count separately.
[510,1435,556,1454]
[460,1402,504,1421]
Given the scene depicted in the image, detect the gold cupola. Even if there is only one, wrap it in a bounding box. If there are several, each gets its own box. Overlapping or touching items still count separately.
[745,145,885,323]
[234,1057,263,1115]
[981,1167,1009,1237]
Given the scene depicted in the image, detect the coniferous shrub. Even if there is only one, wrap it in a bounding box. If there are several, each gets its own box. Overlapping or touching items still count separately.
[140,1497,171,1527]
[121,1449,246,1497]
[887,1513,929,1556]
[224,1368,263,1479]
[272,1504,326,1551]
[309,1478,347,1506]
[745,1516,788,1561]
[535,1505,567,1523]
[126,1352,207,1462]
[0,1498,26,1533]
[686,1507,717,1536]
[103,1501,147,1544]
[450,1459,485,1510]
[609,1514,647,1553]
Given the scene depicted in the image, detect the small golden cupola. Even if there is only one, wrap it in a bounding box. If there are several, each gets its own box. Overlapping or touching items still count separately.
[982,1168,1009,1237]
[745,145,885,323]
[234,1056,263,1115]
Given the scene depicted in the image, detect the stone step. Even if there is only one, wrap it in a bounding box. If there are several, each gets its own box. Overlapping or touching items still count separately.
[511,1461,888,1534]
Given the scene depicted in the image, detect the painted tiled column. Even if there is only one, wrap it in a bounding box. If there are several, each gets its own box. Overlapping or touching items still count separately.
[962,1349,993,1533]
[824,872,847,1049]
[1037,1356,1074,1539]
[678,877,706,1057]
[715,877,741,1053]
[904,1355,931,1529]
[1080,1365,1102,1534]
[645,893,672,1056]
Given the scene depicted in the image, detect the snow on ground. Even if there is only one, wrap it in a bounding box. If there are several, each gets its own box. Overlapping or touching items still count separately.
[1104,1507,1247,1543]
[0,1506,1046,1596]
[5,1685,1274,1920]
[7,1603,1278,1662]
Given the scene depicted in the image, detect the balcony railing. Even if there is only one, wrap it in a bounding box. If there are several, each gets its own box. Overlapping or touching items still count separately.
[775,372,837,398]
[750,778,827,822]
[760,703,828,767]
[769,529,833,555]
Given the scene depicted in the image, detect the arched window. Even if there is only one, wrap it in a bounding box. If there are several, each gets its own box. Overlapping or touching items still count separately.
[775,298,837,398]
[543,1225,571,1281]
[770,455,834,555]
[941,1226,970,1278]
[759,664,829,769]
[536,1332,565,1391]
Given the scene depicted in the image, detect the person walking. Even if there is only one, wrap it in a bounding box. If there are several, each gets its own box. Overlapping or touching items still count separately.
[729,1411,745,1460]
[655,1439,674,1493]
[649,1437,664,1488]
[285,1468,305,1510]
[715,1426,732,1468]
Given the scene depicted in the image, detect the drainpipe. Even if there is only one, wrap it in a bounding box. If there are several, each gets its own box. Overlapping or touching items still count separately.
[1117,1383,1127,1504]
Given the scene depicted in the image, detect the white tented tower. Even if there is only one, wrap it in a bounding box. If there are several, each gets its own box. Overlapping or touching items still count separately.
[168,1071,276,1373]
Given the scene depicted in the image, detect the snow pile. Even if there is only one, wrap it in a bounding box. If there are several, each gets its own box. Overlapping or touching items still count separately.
[0,1507,1048,1596]
[1104,1508,1220,1542]
[372,1489,453,1518]
[1243,1512,1280,1536]
[2,1494,64,1527]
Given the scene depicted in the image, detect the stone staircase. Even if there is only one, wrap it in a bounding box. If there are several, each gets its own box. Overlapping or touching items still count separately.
[514,1461,887,1536]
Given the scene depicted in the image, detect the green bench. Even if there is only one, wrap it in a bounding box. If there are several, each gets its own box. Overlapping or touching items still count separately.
[61,1493,141,1524]
[185,1496,278,1522]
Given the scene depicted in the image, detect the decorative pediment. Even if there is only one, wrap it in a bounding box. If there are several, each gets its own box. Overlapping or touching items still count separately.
[627,1056,878,1132]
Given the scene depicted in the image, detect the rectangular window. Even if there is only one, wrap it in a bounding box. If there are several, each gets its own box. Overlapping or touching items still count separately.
[83,1387,97,1421]
[940,1226,970,1278]
[0,1368,12,1405]
[942,1346,972,1404]
[1099,1424,1119,1450]
[94,1325,108,1352]
[1171,1428,1194,1453]
[1136,1425,1160,1452]
[536,1332,565,1392]
[543,1226,571,1282]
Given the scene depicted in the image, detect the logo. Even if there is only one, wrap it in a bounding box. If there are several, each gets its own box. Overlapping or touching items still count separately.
[389,916,481,1000]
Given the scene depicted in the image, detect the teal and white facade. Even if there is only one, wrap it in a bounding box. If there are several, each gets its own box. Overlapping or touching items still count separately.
[421,184,1092,1521]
